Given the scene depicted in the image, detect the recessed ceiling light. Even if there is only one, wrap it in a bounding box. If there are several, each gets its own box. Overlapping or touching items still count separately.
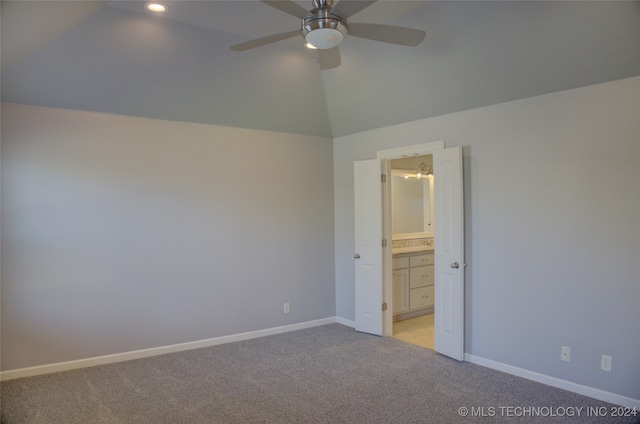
[146,2,168,13]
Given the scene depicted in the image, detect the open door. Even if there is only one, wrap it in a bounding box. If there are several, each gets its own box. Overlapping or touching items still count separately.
[354,159,384,335]
[433,146,465,360]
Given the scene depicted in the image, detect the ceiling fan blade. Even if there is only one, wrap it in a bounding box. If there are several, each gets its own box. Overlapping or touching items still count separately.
[348,23,426,47]
[260,0,310,19]
[230,30,301,52]
[317,46,341,70]
[331,0,377,19]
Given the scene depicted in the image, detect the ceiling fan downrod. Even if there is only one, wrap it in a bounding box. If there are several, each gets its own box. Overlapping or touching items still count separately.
[312,0,333,9]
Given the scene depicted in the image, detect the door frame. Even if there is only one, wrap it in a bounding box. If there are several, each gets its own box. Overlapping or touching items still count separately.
[376,141,445,336]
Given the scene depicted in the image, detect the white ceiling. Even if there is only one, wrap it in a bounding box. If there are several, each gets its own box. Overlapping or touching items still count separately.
[2,0,640,138]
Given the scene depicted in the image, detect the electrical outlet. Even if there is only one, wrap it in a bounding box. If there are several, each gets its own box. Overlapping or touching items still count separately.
[283,303,290,314]
[561,346,571,362]
[601,355,612,372]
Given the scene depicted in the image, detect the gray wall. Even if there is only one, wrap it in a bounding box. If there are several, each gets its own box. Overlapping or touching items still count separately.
[1,103,335,370]
[333,77,640,400]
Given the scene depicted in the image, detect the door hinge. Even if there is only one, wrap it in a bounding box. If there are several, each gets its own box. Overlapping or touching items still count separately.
[382,238,387,248]
[382,302,388,312]
[381,173,386,183]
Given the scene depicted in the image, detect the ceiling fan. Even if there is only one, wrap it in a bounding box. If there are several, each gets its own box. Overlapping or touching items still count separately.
[230,0,426,70]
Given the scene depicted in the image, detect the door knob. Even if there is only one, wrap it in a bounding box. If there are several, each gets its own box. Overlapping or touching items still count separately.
[354,253,361,259]
[450,262,460,269]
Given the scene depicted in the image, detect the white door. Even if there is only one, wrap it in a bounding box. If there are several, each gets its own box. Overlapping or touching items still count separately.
[433,146,465,360]
[354,159,384,335]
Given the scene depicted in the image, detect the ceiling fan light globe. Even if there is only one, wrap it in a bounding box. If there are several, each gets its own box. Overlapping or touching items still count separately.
[305,28,344,50]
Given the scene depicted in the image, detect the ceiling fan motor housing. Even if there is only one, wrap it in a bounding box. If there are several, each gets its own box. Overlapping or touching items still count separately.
[302,7,348,50]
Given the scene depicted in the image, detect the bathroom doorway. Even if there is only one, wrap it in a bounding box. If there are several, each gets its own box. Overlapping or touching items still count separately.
[355,141,464,359]
[389,154,435,350]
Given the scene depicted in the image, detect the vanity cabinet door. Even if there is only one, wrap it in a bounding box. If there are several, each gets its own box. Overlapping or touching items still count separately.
[392,268,409,313]
[409,265,434,288]
[410,285,435,309]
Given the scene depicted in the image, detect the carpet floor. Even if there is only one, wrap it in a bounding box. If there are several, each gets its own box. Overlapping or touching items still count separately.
[1,324,638,424]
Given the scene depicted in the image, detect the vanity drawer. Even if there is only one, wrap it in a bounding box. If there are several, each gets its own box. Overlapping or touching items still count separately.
[409,265,434,288]
[392,257,409,269]
[410,253,434,267]
[410,285,434,309]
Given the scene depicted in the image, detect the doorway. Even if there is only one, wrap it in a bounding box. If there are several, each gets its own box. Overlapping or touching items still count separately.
[354,142,464,360]
[388,154,435,350]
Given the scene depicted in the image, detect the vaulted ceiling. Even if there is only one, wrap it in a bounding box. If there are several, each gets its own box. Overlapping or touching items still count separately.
[2,1,640,138]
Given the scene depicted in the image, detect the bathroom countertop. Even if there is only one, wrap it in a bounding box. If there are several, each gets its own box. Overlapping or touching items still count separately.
[392,246,434,256]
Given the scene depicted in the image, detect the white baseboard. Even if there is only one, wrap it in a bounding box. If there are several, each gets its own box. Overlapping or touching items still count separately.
[465,353,640,410]
[0,317,337,382]
[335,316,356,328]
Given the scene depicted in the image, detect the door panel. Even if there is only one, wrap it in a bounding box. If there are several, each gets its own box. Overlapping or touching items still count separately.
[392,269,409,313]
[433,146,465,360]
[354,159,383,335]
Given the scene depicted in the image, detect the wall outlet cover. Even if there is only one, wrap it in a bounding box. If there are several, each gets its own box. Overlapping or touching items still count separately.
[601,355,612,372]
